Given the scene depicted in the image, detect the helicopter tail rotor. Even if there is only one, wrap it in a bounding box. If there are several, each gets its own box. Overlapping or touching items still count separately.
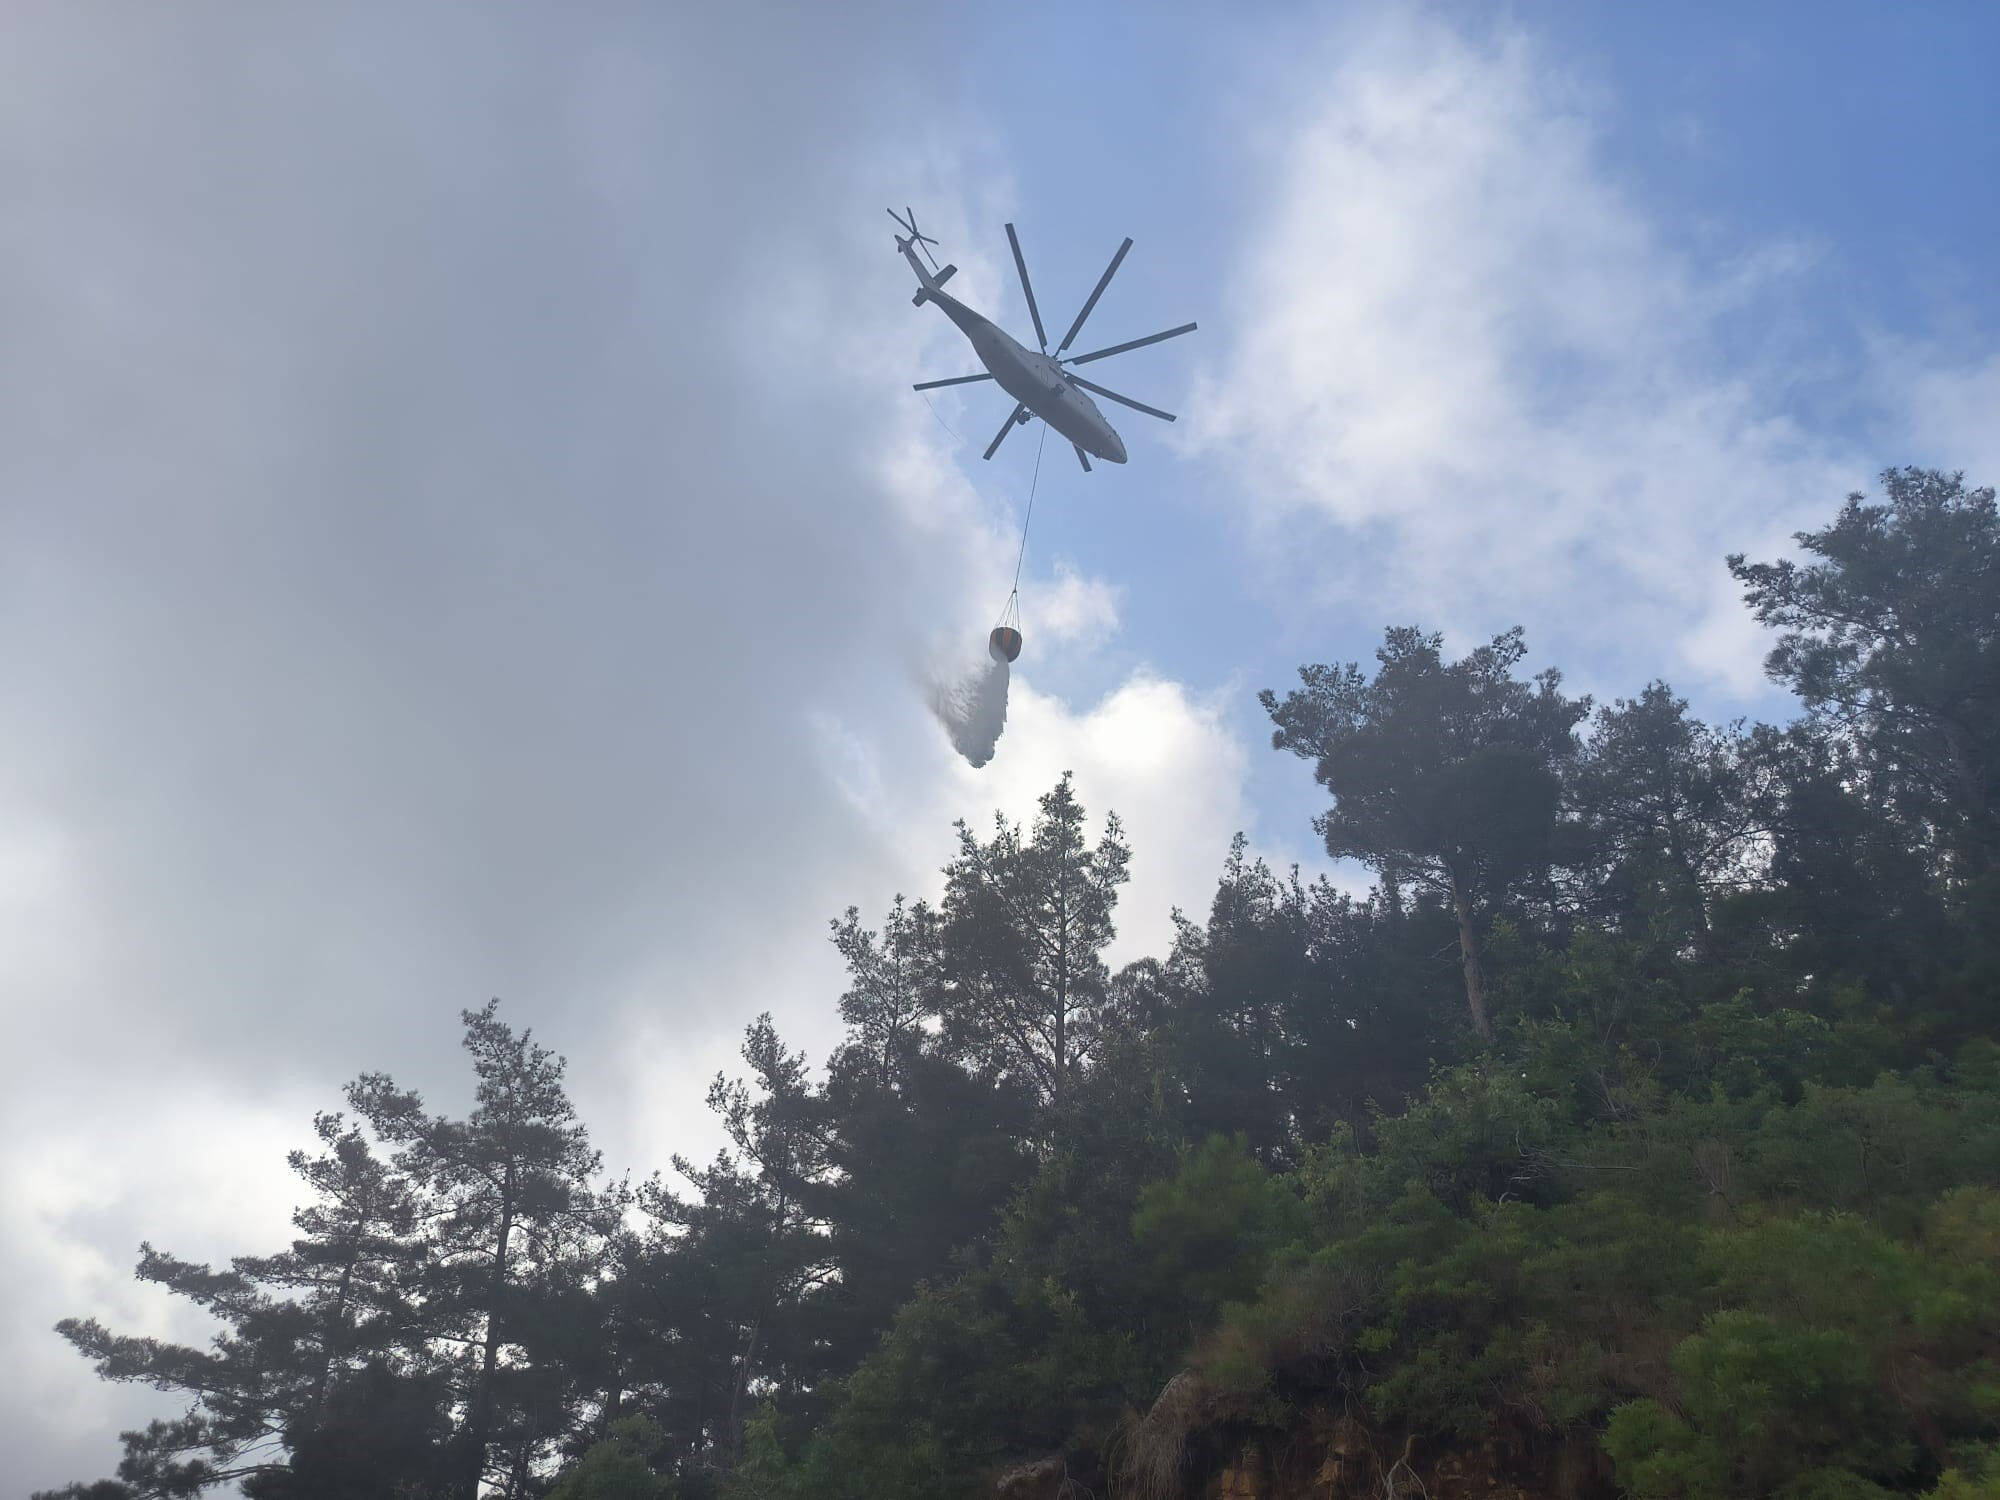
[888,206,942,271]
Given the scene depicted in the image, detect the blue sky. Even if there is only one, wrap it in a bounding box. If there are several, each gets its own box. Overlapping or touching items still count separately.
[930,1,2000,859]
[3,4,1996,1486]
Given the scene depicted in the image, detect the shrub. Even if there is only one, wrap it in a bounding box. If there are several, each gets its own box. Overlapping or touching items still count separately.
[547,1418,673,1500]
[1606,1312,1911,1498]
[1130,1134,1307,1320]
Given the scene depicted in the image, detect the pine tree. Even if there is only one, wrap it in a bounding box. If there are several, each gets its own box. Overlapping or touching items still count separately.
[938,773,1132,1111]
[1730,467,1999,874]
[348,1000,624,1500]
[827,896,943,1089]
[1263,627,1589,1041]
[1167,839,1449,1154]
[1571,682,1774,953]
[52,1115,426,1496]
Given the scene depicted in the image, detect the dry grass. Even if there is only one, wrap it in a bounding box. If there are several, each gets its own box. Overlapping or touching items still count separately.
[1111,1369,1209,1500]
[1190,1260,1377,1399]
[993,1456,1099,1500]
[1108,1263,1384,1500]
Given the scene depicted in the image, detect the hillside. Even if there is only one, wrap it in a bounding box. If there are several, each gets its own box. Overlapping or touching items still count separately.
[41,469,2000,1500]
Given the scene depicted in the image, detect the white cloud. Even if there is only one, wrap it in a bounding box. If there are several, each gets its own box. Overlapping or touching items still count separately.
[0,14,1263,1486]
[31,7,1995,1487]
[1188,15,1875,704]
[822,665,1252,968]
[1008,674,1251,962]
[1035,563,1124,650]
[1888,350,2000,486]
[0,803,95,1002]
[1,1089,307,1477]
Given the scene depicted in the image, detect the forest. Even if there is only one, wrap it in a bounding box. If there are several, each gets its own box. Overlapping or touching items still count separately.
[39,468,2000,1500]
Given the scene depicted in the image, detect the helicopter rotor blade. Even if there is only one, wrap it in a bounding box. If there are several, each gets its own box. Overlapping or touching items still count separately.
[1004,223,1049,353]
[912,372,995,391]
[1067,374,1177,423]
[1055,237,1133,357]
[983,403,1028,461]
[1074,444,1092,473]
[1062,321,1198,367]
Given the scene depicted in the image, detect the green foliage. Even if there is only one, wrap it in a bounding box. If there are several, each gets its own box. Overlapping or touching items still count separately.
[1350,1193,1696,1437]
[1367,1060,1568,1210]
[1733,1075,2000,1228]
[1928,1185,2000,1265]
[1165,840,1451,1159]
[1571,682,1773,953]
[783,1276,1037,1500]
[1923,1446,2000,1500]
[1690,995,1830,1100]
[940,771,1133,1109]
[50,475,2000,1500]
[1596,1193,2000,1499]
[1263,624,1591,1038]
[1207,1046,1999,1495]
[1192,1254,1377,1406]
[1296,1058,1572,1230]
[718,1404,794,1500]
[547,1418,673,1500]
[1130,1135,1306,1319]
[1606,1312,1910,1498]
[1730,467,2000,873]
[1957,1038,2000,1092]
[244,1363,455,1499]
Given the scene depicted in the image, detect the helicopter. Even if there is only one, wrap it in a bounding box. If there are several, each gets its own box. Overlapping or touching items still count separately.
[890,207,1196,471]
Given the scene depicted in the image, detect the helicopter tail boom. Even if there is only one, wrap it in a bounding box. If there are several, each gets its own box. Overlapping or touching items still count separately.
[891,208,963,307]
[896,228,960,304]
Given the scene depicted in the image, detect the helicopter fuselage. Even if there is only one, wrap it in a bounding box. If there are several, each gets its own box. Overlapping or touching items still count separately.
[903,248,1127,464]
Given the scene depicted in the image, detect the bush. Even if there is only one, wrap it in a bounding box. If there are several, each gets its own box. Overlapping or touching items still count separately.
[547,1418,673,1500]
[1605,1312,1910,1498]
[1130,1134,1306,1320]
[1741,1076,2000,1229]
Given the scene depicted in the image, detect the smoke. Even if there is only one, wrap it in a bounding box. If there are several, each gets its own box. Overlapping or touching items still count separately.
[930,656,1010,767]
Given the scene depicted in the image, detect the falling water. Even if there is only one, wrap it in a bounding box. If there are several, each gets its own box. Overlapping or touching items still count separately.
[929,657,1009,767]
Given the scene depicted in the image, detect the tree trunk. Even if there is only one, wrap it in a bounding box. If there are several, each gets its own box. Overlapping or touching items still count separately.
[1662,818,1715,958]
[1053,941,1068,1110]
[727,1314,761,1455]
[1053,860,1070,1111]
[461,1176,516,1500]
[728,1171,790,1456]
[1448,871,1494,1043]
[1939,713,1996,873]
[310,1225,363,1422]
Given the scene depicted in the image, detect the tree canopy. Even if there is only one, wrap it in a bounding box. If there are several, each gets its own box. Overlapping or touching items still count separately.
[1262,625,1590,1038]
[43,469,2000,1500]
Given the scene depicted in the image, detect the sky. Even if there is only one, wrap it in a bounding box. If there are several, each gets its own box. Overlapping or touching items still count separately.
[3,2,1996,1487]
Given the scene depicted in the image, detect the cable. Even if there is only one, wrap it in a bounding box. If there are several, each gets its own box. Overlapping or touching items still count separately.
[920,393,1044,637]
[918,389,962,445]
[1011,421,1047,598]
